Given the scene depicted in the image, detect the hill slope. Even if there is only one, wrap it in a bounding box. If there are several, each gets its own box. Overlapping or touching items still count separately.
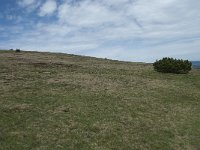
[0,50,200,149]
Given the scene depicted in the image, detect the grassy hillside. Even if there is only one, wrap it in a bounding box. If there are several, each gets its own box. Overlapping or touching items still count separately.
[0,50,200,150]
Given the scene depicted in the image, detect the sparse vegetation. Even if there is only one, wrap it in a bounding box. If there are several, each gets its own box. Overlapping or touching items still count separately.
[0,50,200,149]
[153,57,192,74]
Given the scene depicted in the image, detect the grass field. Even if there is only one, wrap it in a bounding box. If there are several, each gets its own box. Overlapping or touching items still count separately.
[0,50,200,150]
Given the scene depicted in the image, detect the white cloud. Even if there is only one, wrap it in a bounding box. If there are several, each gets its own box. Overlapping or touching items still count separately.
[18,0,36,7]
[2,0,200,62]
[38,0,57,16]
[17,0,42,12]
[57,1,123,27]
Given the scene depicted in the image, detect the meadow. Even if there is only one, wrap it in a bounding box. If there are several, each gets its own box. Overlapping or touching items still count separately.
[0,50,200,150]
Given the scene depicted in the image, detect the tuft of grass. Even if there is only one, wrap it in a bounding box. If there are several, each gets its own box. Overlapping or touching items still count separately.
[0,50,200,150]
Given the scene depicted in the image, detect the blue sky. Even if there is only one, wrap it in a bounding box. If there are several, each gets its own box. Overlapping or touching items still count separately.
[0,0,200,62]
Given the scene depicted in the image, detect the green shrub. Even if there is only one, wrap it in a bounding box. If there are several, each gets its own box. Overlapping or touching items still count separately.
[153,57,192,74]
[15,49,21,53]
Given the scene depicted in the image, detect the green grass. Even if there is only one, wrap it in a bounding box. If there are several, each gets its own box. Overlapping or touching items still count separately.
[0,50,200,150]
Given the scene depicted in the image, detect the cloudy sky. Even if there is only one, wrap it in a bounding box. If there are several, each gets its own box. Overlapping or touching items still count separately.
[0,0,200,62]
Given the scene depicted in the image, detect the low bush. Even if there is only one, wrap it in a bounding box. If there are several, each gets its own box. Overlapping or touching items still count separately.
[153,57,192,74]
[16,49,21,53]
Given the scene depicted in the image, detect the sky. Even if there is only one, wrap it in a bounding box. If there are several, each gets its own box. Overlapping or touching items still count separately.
[0,0,200,62]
